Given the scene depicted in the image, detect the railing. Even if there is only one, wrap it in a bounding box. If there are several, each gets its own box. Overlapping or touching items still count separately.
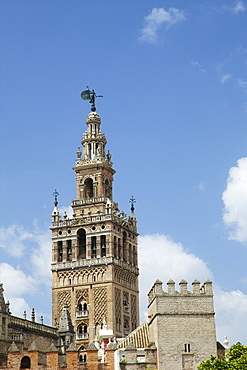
[51,256,139,275]
[76,333,88,340]
[51,212,137,232]
[72,196,108,206]
[9,333,23,342]
[9,316,58,336]
[76,310,88,318]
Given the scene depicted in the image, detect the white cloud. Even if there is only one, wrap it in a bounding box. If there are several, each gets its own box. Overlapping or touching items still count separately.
[0,263,36,316]
[222,157,247,244]
[191,60,206,73]
[237,78,247,91]
[0,224,33,257]
[197,182,206,191]
[138,233,213,320]
[224,1,246,14]
[220,73,232,84]
[232,1,246,13]
[214,287,247,345]
[58,205,73,218]
[139,7,185,44]
[30,230,51,282]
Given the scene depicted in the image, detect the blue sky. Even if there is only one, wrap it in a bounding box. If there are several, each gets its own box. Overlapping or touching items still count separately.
[0,0,247,346]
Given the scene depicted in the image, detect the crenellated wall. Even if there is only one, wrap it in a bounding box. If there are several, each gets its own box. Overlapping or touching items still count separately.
[148,279,217,370]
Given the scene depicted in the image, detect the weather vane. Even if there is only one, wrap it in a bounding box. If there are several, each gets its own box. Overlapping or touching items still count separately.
[129,196,136,213]
[81,86,103,112]
[52,189,59,206]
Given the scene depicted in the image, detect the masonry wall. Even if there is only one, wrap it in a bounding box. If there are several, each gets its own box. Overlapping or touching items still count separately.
[148,279,217,370]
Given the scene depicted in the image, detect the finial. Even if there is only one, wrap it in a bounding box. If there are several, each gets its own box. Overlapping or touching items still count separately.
[52,189,59,206]
[129,196,136,213]
[81,86,103,111]
[31,308,35,322]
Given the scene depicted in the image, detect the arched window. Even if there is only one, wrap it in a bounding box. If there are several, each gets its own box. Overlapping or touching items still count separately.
[84,178,93,198]
[77,229,86,259]
[123,231,127,262]
[105,179,111,198]
[101,235,106,257]
[76,299,88,318]
[91,236,96,258]
[58,241,63,262]
[77,324,88,340]
[114,236,117,258]
[79,346,87,363]
[118,238,121,259]
[67,240,72,261]
[20,356,31,369]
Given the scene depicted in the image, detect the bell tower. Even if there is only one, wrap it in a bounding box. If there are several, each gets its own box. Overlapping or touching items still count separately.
[51,92,139,352]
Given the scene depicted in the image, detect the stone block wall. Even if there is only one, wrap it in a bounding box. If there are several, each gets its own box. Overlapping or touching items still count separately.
[148,279,217,370]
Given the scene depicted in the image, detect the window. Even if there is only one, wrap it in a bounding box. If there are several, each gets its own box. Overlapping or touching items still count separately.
[84,178,93,198]
[58,241,63,262]
[77,324,88,340]
[91,236,96,258]
[20,356,31,369]
[184,343,191,352]
[123,231,127,262]
[77,229,86,259]
[67,240,72,261]
[101,235,106,257]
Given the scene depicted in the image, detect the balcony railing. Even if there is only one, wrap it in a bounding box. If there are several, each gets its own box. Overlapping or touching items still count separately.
[76,333,88,340]
[76,310,88,318]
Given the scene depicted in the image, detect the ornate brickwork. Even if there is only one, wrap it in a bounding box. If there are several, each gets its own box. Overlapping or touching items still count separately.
[57,291,71,317]
[131,294,137,331]
[93,287,107,325]
[114,267,136,289]
[76,288,89,303]
[115,288,121,332]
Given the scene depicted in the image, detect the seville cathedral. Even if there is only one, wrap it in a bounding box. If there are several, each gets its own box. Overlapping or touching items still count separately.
[0,90,224,369]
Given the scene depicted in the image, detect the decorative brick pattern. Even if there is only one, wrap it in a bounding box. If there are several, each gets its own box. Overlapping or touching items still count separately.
[131,294,137,330]
[93,287,107,325]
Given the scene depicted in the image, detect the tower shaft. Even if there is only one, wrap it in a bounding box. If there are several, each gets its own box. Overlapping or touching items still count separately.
[51,112,139,349]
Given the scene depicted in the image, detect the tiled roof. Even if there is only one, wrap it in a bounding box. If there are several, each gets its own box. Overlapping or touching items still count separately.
[117,322,149,349]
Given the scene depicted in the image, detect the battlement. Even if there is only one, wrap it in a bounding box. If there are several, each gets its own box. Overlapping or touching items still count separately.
[147,279,214,318]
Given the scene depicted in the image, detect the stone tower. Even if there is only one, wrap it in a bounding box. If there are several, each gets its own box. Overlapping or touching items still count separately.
[51,108,139,353]
[147,279,217,370]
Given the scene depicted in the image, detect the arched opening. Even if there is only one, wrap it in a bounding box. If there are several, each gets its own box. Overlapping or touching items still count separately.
[123,231,127,262]
[91,236,96,258]
[118,238,121,259]
[114,236,117,258]
[77,324,88,340]
[77,229,86,259]
[84,178,93,198]
[58,241,63,262]
[105,179,111,198]
[101,235,106,257]
[76,299,88,318]
[78,346,86,363]
[67,240,72,261]
[124,318,129,335]
[20,356,31,369]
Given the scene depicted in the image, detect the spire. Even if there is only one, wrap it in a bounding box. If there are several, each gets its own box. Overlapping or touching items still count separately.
[52,189,60,222]
[129,196,136,215]
[58,304,74,334]
[75,111,113,169]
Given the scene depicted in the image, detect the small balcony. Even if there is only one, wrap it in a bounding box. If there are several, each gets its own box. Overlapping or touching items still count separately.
[76,310,88,318]
[76,333,89,340]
